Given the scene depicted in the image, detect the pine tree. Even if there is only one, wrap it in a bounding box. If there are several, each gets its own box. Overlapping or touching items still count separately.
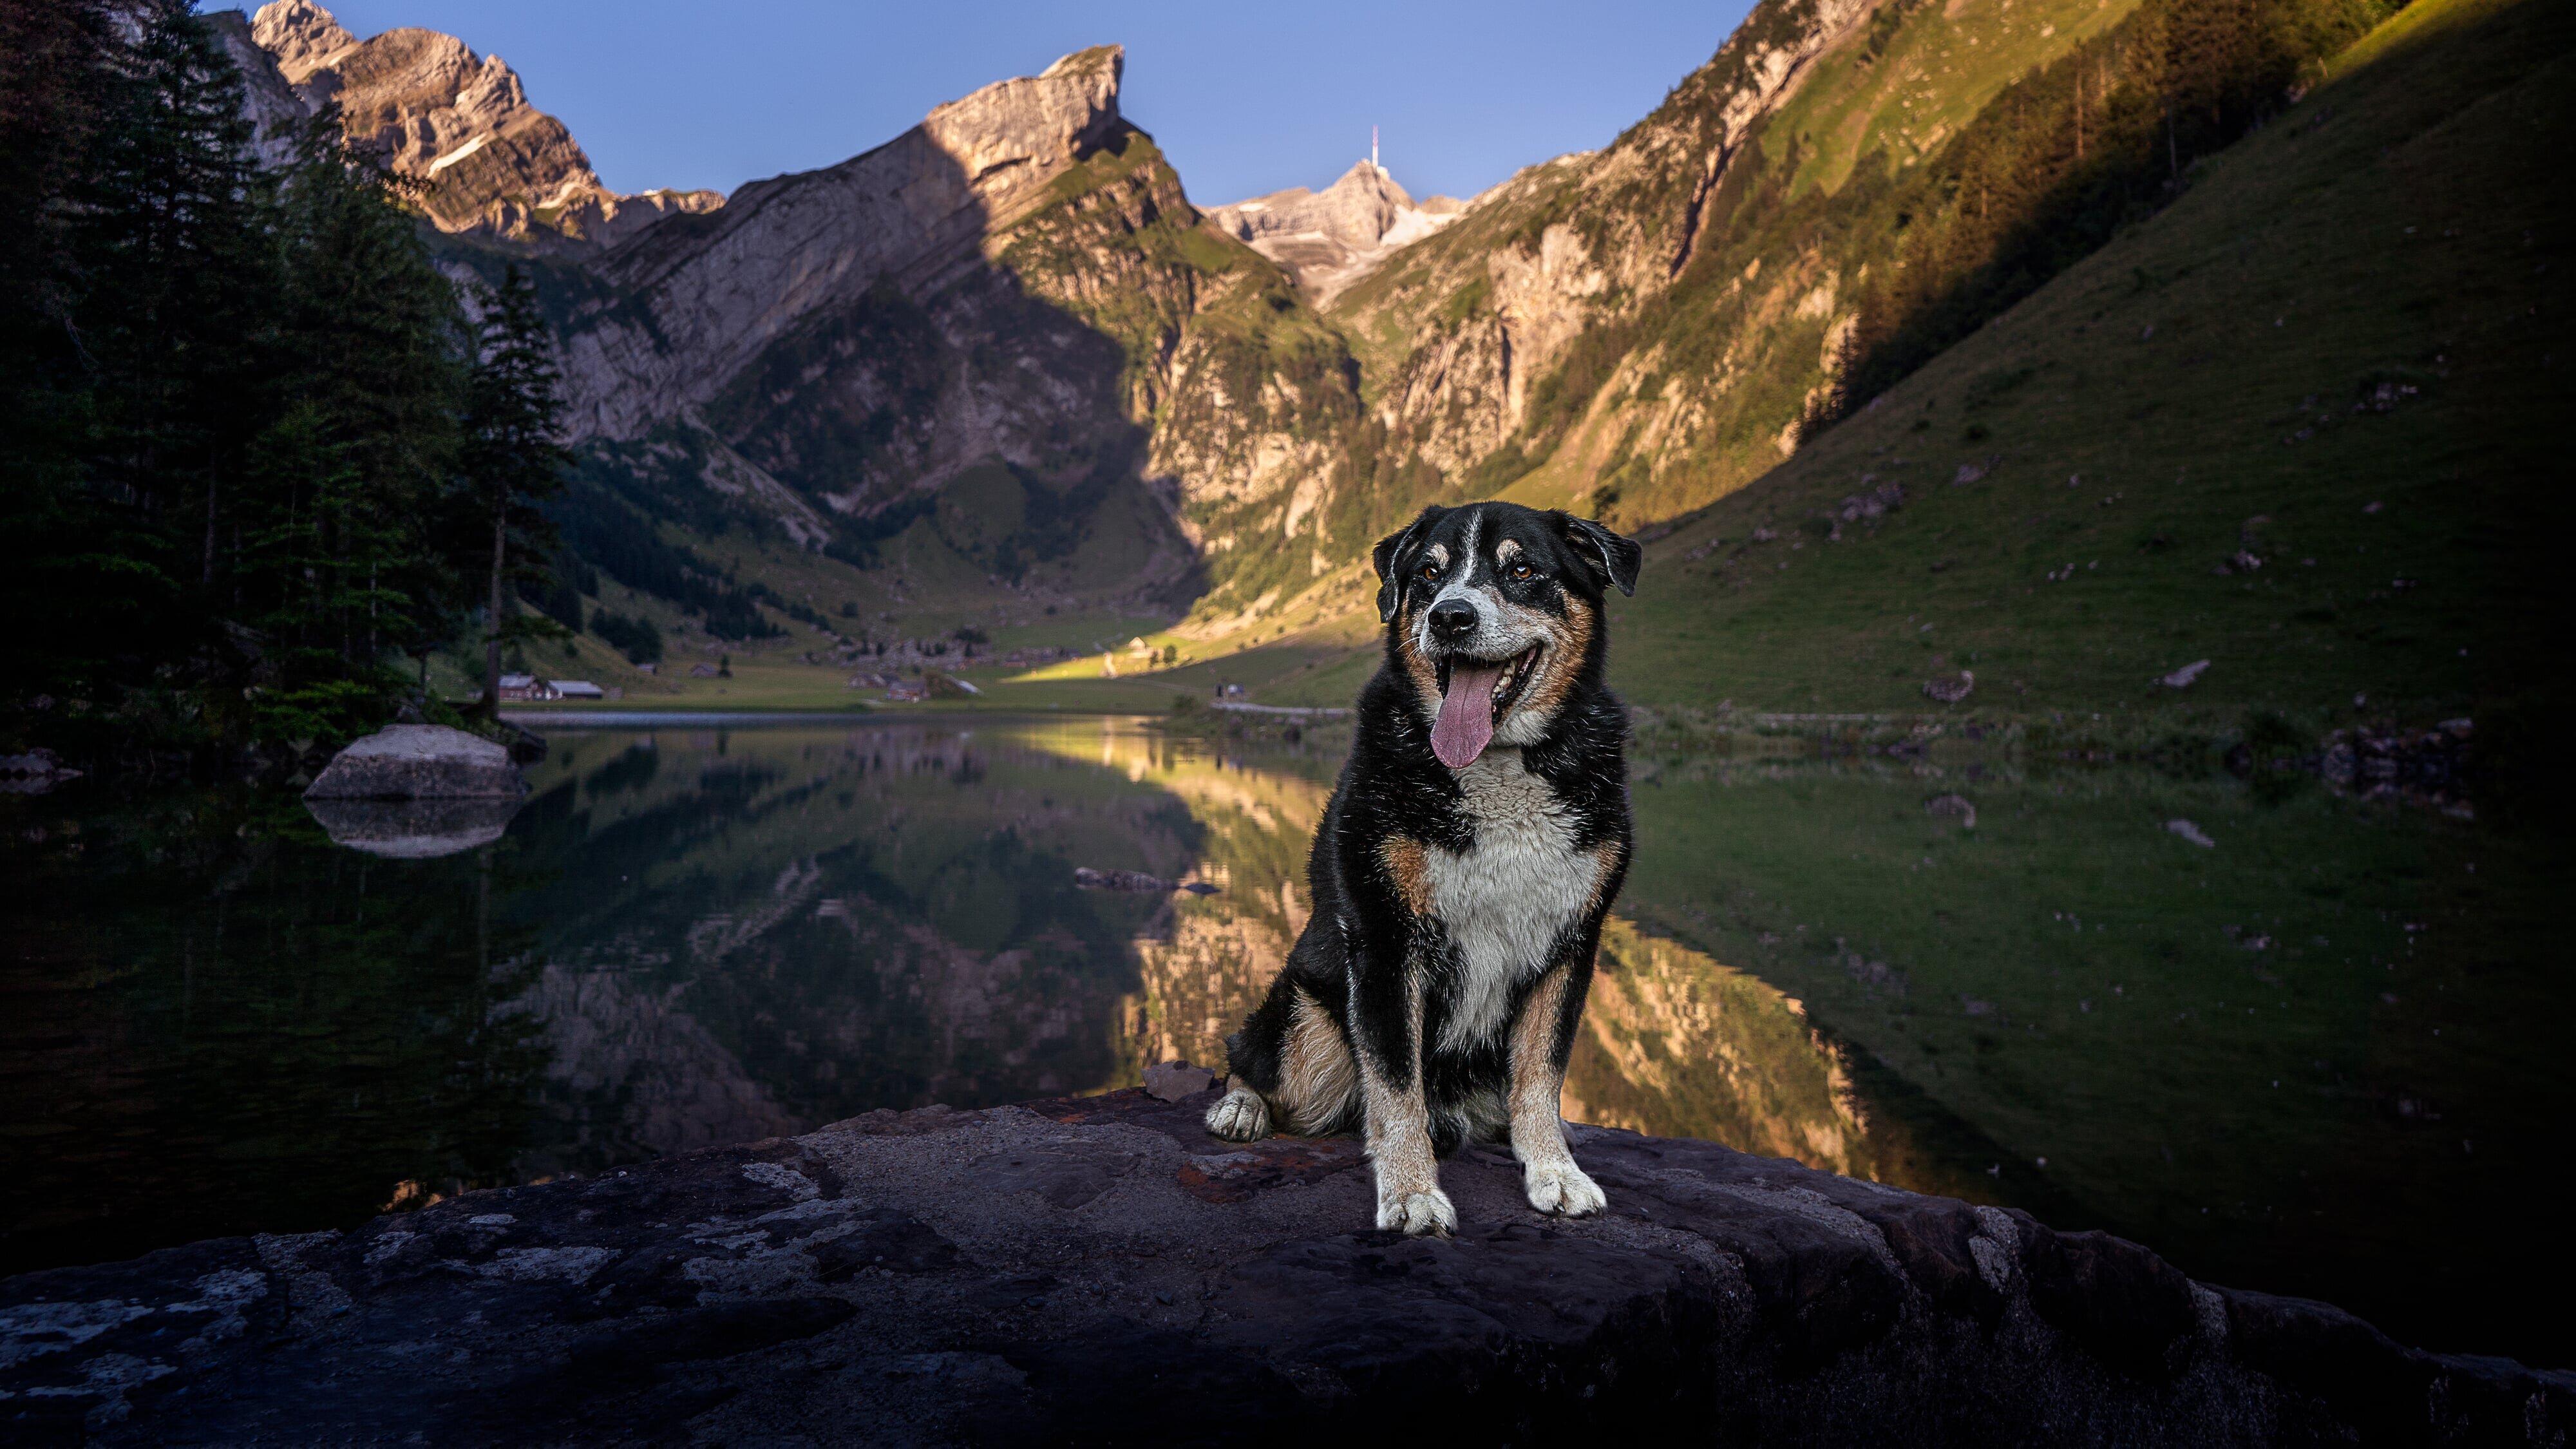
[460,265,573,716]
[4,2,478,752]
[253,112,467,692]
[0,0,123,707]
[80,0,277,571]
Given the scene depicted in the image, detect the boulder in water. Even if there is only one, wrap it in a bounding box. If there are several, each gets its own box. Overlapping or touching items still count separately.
[303,797,524,858]
[303,724,525,800]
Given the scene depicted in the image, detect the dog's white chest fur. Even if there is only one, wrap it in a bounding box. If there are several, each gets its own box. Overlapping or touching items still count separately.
[1423,750,1595,1050]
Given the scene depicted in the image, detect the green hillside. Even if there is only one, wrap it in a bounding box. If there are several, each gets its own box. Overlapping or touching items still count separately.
[1604,0,2569,730]
[439,0,2564,735]
[1233,0,2567,753]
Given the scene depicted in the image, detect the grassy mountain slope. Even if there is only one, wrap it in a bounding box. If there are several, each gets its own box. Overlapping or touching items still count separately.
[1221,0,2566,750]
[1592,0,2569,731]
[1153,0,2164,648]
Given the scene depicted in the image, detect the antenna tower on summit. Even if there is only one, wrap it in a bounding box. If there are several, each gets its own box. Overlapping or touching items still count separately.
[1372,126,1379,172]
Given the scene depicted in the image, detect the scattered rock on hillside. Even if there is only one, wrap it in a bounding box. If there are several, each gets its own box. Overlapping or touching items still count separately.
[2323,724,2470,797]
[1844,954,1909,995]
[2166,819,2217,848]
[2158,659,2212,688]
[1925,793,1978,828]
[1840,479,1906,522]
[303,725,525,800]
[1075,867,1219,895]
[1951,455,2000,486]
[1922,671,1975,704]
[0,748,83,795]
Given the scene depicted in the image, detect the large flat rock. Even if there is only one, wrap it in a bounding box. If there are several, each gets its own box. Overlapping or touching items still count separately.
[301,724,524,801]
[3,1086,2566,1445]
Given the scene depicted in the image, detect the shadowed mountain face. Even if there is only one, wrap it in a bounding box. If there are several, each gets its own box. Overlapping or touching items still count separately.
[232,0,2535,702]
[388,42,1366,620]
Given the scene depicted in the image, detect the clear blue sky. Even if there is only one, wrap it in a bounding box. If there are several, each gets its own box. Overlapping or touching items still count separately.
[283,1,1752,205]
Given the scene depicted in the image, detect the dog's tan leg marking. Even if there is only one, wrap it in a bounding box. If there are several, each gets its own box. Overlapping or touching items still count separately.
[1274,987,1358,1135]
[1509,960,1606,1217]
[1356,971,1454,1235]
[1204,1074,1271,1142]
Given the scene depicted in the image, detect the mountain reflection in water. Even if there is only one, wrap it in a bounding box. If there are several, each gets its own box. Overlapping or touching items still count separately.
[497,721,1876,1189]
[3,717,2562,1365]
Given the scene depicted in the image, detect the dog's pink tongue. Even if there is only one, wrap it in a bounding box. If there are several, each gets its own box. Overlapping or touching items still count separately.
[1431,663,1506,768]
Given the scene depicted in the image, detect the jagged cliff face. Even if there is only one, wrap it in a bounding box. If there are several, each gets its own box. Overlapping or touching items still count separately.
[247,0,720,251]
[1321,0,1885,515]
[531,45,1368,612]
[1164,0,2133,639]
[559,47,1128,442]
[1121,0,1894,636]
[229,0,2127,637]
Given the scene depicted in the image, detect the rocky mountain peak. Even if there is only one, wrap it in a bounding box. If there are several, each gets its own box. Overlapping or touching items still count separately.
[247,0,353,76]
[1204,159,1471,305]
[245,0,721,252]
[918,44,1126,223]
[555,44,1146,443]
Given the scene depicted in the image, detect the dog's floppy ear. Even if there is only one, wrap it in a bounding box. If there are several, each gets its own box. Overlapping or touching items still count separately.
[1558,513,1642,596]
[1372,507,1446,623]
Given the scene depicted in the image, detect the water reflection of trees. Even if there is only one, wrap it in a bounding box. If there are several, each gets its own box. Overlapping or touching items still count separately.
[1,724,2012,1277]
[0,792,545,1274]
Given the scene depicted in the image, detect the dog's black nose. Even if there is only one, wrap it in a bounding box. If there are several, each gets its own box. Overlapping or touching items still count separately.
[1428,600,1479,639]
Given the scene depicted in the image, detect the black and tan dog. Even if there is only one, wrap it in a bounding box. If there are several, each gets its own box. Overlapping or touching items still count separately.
[1206,501,1642,1235]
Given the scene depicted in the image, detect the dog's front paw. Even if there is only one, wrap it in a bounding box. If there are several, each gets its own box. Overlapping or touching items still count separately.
[1377,1188,1457,1236]
[1524,1159,1606,1218]
[1204,1088,1271,1142]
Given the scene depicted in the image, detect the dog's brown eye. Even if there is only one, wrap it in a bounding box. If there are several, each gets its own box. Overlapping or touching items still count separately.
[1419,562,1441,582]
[1509,562,1534,581]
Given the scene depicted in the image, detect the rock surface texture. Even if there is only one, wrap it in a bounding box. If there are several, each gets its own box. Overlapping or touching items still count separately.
[301,724,526,800]
[246,0,721,250]
[299,796,525,856]
[551,45,1128,441]
[3,1084,2564,1445]
[1204,161,1469,306]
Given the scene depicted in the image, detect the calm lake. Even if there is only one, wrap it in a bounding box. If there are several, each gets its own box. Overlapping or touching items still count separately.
[4,717,2565,1365]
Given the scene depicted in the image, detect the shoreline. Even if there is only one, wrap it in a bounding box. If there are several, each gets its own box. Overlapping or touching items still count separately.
[5,1081,2564,1442]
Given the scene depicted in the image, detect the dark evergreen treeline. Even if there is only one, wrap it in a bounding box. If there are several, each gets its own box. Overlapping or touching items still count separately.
[1830,0,2406,408]
[1,0,565,765]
